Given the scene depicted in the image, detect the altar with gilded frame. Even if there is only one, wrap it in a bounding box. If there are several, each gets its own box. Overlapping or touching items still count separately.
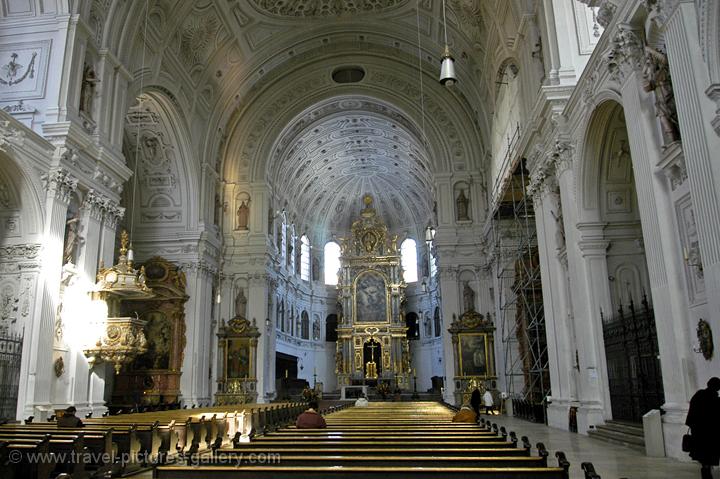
[335,195,411,389]
[215,316,260,405]
[449,309,496,405]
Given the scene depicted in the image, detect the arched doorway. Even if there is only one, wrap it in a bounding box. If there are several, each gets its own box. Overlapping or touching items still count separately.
[584,102,665,423]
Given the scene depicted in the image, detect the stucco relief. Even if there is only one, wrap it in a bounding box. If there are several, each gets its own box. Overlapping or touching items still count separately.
[249,0,408,17]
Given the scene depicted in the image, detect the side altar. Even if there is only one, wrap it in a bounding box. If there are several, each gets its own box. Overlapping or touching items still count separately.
[335,195,411,390]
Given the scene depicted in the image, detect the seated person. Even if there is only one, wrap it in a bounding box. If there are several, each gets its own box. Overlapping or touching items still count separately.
[57,406,84,428]
[296,400,327,429]
[452,405,477,423]
[355,394,369,407]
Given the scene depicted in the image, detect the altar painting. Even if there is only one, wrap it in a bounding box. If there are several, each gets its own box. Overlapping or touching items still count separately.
[355,272,387,323]
[458,333,489,377]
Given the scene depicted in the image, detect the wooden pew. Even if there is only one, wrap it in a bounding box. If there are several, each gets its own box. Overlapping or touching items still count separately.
[154,465,569,479]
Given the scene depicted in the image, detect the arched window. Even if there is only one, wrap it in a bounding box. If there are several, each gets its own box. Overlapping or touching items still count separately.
[434,307,441,337]
[300,235,310,281]
[301,311,310,340]
[325,314,338,341]
[405,312,419,340]
[401,238,418,283]
[324,241,341,285]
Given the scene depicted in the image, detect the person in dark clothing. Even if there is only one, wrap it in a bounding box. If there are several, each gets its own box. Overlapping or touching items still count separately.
[296,400,327,429]
[470,388,481,417]
[686,377,720,479]
[57,406,84,428]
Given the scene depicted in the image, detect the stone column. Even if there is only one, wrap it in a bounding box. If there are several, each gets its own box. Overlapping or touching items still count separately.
[62,190,107,413]
[247,273,270,402]
[613,35,695,457]
[529,165,578,430]
[87,201,123,414]
[554,151,610,433]
[19,168,77,419]
[437,264,459,404]
[180,261,214,406]
[662,2,720,338]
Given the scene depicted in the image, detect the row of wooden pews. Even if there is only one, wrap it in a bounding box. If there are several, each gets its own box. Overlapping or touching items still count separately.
[154,402,573,479]
[0,402,309,479]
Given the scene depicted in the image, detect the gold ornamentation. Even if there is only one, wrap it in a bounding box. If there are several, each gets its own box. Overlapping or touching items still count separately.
[697,318,714,360]
[459,310,487,329]
[54,356,64,377]
[84,317,148,374]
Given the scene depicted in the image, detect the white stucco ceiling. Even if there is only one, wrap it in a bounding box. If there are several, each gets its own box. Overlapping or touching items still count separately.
[269,97,435,234]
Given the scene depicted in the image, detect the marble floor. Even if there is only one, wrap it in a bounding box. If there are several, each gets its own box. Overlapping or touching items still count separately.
[485,413,708,479]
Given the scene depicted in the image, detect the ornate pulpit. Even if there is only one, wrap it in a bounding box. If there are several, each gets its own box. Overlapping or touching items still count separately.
[113,257,188,406]
[335,195,411,389]
[215,316,260,405]
[449,309,496,405]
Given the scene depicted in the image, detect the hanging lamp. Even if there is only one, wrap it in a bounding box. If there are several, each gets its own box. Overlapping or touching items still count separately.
[439,0,457,86]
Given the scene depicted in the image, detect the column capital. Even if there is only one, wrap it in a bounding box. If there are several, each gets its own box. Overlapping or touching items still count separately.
[552,140,576,176]
[0,119,25,153]
[605,24,644,84]
[81,189,109,221]
[103,201,125,229]
[643,0,680,28]
[41,168,78,205]
[576,1,617,28]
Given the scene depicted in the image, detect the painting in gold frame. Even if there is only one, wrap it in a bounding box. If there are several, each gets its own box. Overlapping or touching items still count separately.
[458,332,490,377]
[225,338,251,379]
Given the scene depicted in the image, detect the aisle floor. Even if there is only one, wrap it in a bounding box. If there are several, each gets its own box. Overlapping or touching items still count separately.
[488,414,707,479]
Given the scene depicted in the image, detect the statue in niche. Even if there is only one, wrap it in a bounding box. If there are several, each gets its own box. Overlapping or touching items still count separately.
[335,350,343,374]
[234,287,247,319]
[642,46,680,145]
[550,209,565,249]
[312,257,320,282]
[312,320,320,341]
[463,281,476,313]
[63,216,83,265]
[421,252,429,278]
[424,316,432,337]
[79,63,99,117]
[141,135,161,164]
[214,194,223,226]
[456,189,470,221]
[236,200,250,230]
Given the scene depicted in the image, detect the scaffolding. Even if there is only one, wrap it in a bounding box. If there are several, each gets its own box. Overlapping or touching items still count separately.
[490,149,550,423]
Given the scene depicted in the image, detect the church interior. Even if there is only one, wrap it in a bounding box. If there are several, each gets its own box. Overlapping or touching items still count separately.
[1,0,720,477]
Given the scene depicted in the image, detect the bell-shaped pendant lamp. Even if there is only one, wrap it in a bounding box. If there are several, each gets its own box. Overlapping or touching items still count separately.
[439,46,457,86]
[439,0,457,86]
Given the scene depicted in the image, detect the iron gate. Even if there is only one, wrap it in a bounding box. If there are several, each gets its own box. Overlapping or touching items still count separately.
[0,331,23,420]
[602,296,664,423]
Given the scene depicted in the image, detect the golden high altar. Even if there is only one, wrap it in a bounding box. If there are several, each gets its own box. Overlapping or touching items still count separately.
[335,195,411,389]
